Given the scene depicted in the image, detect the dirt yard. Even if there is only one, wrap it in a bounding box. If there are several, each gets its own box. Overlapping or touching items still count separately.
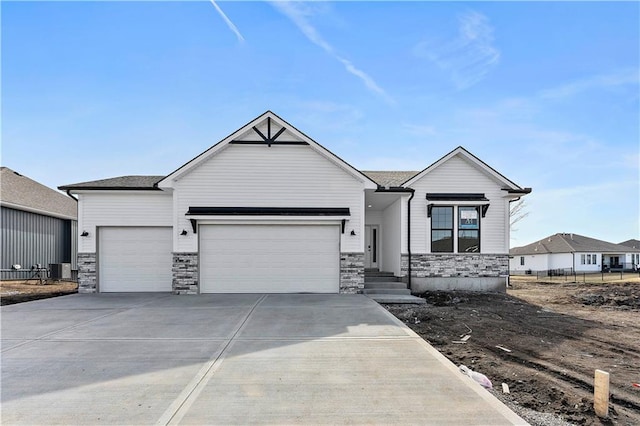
[0,280,78,305]
[386,278,640,426]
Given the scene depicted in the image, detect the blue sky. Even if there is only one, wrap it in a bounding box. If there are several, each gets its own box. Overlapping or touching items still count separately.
[2,1,639,247]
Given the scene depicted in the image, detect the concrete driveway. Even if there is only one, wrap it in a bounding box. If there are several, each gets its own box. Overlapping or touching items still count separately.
[1,294,525,425]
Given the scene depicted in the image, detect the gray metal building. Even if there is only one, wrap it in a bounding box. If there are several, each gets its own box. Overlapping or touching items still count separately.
[1,167,77,280]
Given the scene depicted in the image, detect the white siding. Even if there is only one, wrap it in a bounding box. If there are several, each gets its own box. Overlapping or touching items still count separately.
[549,253,574,270]
[510,254,550,272]
[78,192,173,252]
[381,198,402,275]
[173,144,365,253]
[408,155,509,254]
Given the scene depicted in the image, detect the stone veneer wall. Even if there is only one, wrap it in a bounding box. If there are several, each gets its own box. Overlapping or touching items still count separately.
[401,253,509,278]
[77,252,97,293]
[172,252,199,294]
[340,252,364,294]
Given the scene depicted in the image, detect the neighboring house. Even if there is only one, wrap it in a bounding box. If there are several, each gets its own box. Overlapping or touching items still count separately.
[1,167,78,280]
[510,233,640,274]
[60,111,530,295]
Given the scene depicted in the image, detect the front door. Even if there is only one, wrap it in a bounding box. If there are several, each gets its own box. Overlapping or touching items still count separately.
[364,225,379,269]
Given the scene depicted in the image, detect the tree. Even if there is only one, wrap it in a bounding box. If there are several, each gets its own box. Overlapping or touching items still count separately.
[510,199,529,233]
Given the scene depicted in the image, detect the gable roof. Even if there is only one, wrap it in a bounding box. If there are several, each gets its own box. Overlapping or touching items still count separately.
[59,176,164,191]
[361,171,418,188]
[157,111,378,190]
[619,239,640,250]
[1,167,77,220]
[401,146,531,195]
[510,233,640,255]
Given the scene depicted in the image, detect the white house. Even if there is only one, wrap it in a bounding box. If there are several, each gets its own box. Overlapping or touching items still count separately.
[60,111,530,294]
[510,233,640,274]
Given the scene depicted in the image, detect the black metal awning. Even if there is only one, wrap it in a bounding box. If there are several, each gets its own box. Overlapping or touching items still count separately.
[186,207,350,216]
[426,193,489,202]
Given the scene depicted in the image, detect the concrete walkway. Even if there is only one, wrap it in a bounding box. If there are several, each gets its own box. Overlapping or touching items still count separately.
[1,294,526,425]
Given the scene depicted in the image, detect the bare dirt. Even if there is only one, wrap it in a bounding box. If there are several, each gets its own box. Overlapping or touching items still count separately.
[0,280,78,305]
[385,278,640,426]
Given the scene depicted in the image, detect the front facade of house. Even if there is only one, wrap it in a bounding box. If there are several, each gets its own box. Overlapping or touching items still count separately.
[61,112,530,294]
[510,233,640,274]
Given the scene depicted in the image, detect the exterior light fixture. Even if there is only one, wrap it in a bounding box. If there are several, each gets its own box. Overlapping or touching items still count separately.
[81,231,89,237]
[180,229,188,236]
[350,230,356,236]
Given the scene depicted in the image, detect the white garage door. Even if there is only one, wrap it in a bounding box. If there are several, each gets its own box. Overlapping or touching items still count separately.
[200,225,339,293]
[98,227,172,292]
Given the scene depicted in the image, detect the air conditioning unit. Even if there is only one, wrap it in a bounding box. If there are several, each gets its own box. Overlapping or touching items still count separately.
[49,263,71,280]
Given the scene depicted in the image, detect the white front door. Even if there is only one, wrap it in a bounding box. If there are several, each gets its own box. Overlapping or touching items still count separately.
[364,225,379,269]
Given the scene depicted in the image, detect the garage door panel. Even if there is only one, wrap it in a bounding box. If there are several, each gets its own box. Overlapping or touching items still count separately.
[200,225,339,293]
[99,227,172,292]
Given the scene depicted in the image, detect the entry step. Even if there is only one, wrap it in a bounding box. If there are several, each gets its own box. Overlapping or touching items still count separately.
[367,294,426,304]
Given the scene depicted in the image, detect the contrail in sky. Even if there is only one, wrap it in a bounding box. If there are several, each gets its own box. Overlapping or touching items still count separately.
[210,0,245,43]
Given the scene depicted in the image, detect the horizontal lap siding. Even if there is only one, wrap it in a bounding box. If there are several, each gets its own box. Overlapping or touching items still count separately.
[409,155,508,254]
[79,192,173,253]
[174,145,364,253]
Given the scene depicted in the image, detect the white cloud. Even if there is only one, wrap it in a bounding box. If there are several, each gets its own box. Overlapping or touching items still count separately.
[270,1,393,104]
[415,10,500,90]
[539,68,639,99]
[210,0,245,43]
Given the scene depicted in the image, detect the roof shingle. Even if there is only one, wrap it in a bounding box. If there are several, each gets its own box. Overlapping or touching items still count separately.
[1,167,77,219]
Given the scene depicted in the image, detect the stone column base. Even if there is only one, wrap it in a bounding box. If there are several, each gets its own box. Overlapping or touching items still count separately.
[172,253,198,294]
[340,252,364,294]
[77,253,97,293]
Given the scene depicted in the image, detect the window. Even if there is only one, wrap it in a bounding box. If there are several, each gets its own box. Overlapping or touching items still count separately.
[431,206,453,252]
[458,207,480,253]
[581,254,586,265]
[520,256,525,266]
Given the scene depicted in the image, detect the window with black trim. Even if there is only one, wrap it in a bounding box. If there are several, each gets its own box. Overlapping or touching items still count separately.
[458,206,480,253]
[431,206,453,252]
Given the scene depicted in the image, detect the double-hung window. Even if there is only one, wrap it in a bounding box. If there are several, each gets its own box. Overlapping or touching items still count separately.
[431,206,481,253]
[431,206,453,252]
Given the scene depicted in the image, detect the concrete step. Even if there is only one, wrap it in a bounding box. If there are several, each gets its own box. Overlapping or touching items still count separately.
[364,282,408,290]
[367,294,426,304]
[364,288,411,295]
[364,270,395,276]
[364,276,403,283]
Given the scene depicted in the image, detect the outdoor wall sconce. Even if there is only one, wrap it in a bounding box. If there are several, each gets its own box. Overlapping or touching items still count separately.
[180,229,188,236]
[81,231,89,237]
[11,264,21,270]
[350,230,356,236]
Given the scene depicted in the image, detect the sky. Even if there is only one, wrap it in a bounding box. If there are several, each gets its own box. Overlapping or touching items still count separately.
[2,1,639,247]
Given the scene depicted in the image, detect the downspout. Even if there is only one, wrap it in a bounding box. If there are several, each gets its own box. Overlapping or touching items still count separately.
[407,189,415,291]
[66,190,78,201]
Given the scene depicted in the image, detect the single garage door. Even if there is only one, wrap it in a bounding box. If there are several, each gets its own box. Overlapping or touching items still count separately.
[200,224,339,293]
[98,227,172,292]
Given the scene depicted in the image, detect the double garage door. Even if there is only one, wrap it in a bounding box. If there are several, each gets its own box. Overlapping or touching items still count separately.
[98,225,339,293]
[200,225,339,293]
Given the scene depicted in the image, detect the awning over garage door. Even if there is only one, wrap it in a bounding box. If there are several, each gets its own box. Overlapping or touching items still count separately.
[98,227,172,292]
[199,224,339,293]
